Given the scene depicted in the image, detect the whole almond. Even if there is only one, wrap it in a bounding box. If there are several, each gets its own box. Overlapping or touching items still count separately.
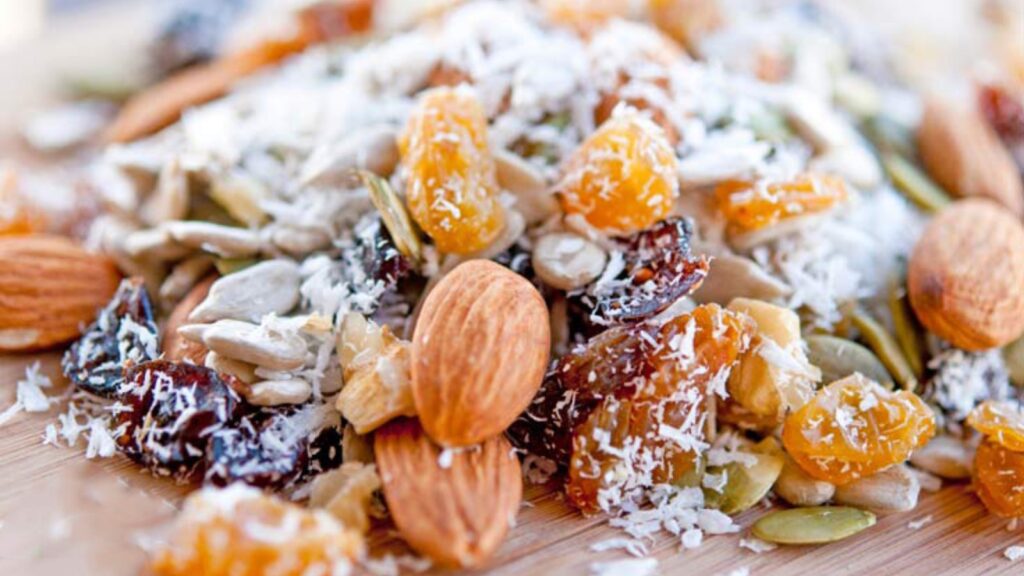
[0,235,121,351]
[908,199,1024,350]
[374,418,522,568]
[918,97,1024,216]
[164,274,216,364]
[411,259,550,446]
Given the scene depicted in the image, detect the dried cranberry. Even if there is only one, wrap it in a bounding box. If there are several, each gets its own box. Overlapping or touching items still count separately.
[572,218,709,329]
[117,360,246,481]
[63,278,160,399]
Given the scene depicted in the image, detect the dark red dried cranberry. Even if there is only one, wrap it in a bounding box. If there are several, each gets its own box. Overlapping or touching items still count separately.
[63,278,160,399]
[204,411,307,489]
[116,360,247,481]
[572,218,708,329]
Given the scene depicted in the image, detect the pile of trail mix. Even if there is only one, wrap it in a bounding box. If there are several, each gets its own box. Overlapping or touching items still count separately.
[3,0,1024,574]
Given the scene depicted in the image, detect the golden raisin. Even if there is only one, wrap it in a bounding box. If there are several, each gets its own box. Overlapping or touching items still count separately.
[967,400,1024,452]
[398,87,504,254]
[150,485,364,576]
[542,0,633,30]
[557,111,679,234]
[0,170,41,236]
[648,0,722,52]
[781,374,935,486]
[973,439,1024,518]
[716,173,847,233]
[566,305,754,512]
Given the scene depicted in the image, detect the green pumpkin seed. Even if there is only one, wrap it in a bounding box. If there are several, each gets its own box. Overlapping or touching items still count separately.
[357,170,423,266]
[751,506,876,545]
[805,334,893,389]
[704,445,783,515]
[882,153,951,214]
[851,311,917,391]
[1003,336,1024,388]
[888,279,925,379]
[674,455,706,489]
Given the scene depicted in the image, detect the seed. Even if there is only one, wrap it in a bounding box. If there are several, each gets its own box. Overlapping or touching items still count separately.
[166,220,262,258]
[809,145,882,191]
[851,311,917,391]
[358,169,423,266]
[834,464,920,513]
[300,125,400,186]
[805,334,893,388]
[123,226,191,261]
[882,153,951,214]
[691,252,791,305]
[140,158,190,225]
[494,149,558,225]
[159,255,215,307]
[202,319,307,371]
[888,279,925,379]
[774,452,836,507]
[1003,336,1024,388]
[705,446,784,514]
[908,435,973,480]
[208,169,269,227]
[531,232,608,291]
[246,378,313,406]
[752,506,876,545]
[205,351,258,384]
[271,226,332,256]
[190,260,301,323]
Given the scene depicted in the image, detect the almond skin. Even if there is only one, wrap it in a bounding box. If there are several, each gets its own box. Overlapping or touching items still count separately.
[0,235,121,351]
[374,418,522,568]
[163,274,216,364]
[411,259,550,446]
[918,97,1024,216]
[908,199,1024,351]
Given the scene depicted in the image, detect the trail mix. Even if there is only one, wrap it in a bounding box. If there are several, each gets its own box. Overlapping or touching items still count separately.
[3,0,1024,574]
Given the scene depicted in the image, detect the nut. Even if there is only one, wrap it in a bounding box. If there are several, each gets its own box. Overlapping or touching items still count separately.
[189,259,301,323]
[374,418,522,568]
[246,378,313,406]
[309,462,382,534]
[834,464,920,514]
[918,97,1024,216]
[908,199,1024,351]
[531,232,607,291]
[335,314,417,434]
[0,235,121,351]
[774,452,836,507]
[164,274,216,364]
[412,259,550,446]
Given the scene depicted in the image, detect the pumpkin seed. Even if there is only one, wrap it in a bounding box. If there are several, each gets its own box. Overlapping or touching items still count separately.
[805,334,893,388]
[1002,336,1024,388]
[851,311,917,391]
[214,257,256,276]
[752,506,876,545]
[705,448,784,515]
[673,455,706,489]
[882,153,951,214]
[357,170,423,266]
[888,278,925,379]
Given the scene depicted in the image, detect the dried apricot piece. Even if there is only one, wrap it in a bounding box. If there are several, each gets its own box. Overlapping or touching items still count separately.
[967,400,1024,452]
[557,110,679,234]
[398,86,504,254]
[973,439,1024,518]
[716,173,847,233]
[150,484,364,576]
[781,374,935,485]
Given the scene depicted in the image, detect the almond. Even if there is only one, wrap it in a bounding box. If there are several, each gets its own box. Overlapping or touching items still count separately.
[164,274,216,364]
[411,259,550,446]
[908,199,1024,350]
[0,235,121,351]
[374,418,522,568]
[918,97,1024,216]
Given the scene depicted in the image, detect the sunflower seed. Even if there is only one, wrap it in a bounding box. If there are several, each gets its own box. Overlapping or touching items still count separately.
[692,253,791,305]
[300,125,400,186]
[245,378,313,406]
[140,158,190,225]
[202,319,307,371]
[189,259,300,323]
[205,351,258,384]
[908,435,973,480]
[208,169,269,227]
[494,149,558,225]
[123,226,191,260]
[270,226,332,256]
[532,232,607,291]
[166,220,262,258]
[774,452,836,507]
[752,506,876,545]
[834,464,920,513]
[159,255,214,306]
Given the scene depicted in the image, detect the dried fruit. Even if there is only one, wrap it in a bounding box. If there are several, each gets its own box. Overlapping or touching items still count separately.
[117,360,247,480]
[557,110,679,234]
[0,169,43,236]
[724,298,818,427]
[374,418,522,568]
[541,0,632,29]
[907,199,1024,351]
[0,235,121,351]
[751,506,876,545]
[398,87,504,254]
[164,274,215,364]
[967,400,1024,452]
[63,278,160,398]
[150,484,364,576]
[781,374,935,485]
[833,464,920,514]
[577,218,709,326]
[917,97,1024,216]
[805,335,893,389]
[412,260,550,446]
[972,438,1024,518]
[309,462,382,534]
[204,410,309,489]
[716,173,847,234]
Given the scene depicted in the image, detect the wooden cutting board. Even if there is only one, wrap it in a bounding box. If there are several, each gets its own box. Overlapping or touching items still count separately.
[1,3,1021,575]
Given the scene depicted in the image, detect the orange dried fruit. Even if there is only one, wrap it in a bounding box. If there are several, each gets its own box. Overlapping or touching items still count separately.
[716,173,847,233]
[781,374,935,486]
[541,0,633,30]
[398,87,504,253]
[967,400,1024,452]
[973,439,1024,518]
[648,0,722,51]
[0,169,42,236]
[557,110,679,234]
[150,484,364,576]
